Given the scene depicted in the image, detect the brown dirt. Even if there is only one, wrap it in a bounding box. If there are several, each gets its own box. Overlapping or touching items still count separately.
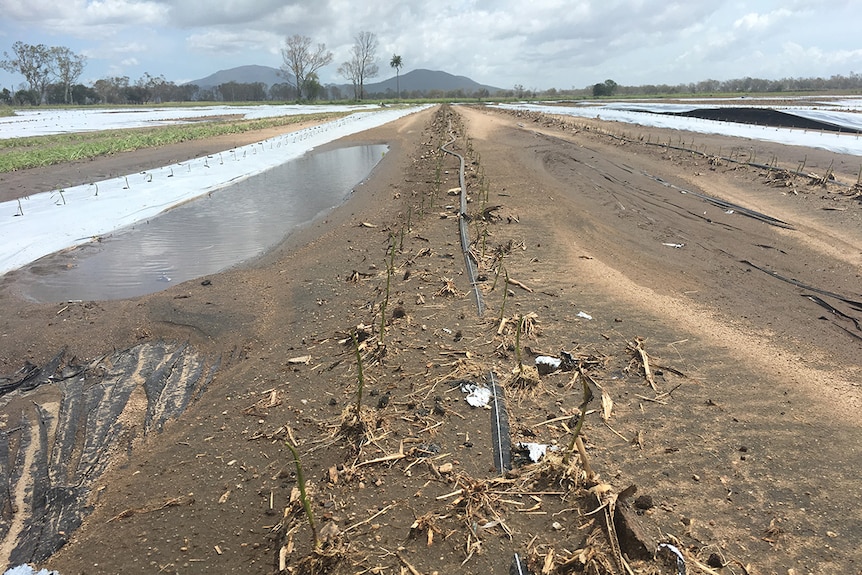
[2,104,861,575]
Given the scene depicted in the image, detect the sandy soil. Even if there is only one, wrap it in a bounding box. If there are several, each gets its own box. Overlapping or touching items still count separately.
[1,105,861,575]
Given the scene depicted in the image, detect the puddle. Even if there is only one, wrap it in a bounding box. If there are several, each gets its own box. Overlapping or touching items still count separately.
[8,144,388,302]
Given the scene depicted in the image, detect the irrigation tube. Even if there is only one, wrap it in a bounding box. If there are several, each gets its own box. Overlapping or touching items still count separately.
[441,120,485,316]
[439,113,513,475]
[441,113,517,574]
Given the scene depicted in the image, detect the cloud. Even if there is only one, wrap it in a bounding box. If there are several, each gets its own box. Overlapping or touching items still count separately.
[186,29,282,55]
[733,8,792,32]
[0,0,169,37]
[166,0,304,27]
[1,0,860,92]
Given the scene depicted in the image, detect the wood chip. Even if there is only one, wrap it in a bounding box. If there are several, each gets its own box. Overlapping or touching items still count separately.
[507,277,534,292]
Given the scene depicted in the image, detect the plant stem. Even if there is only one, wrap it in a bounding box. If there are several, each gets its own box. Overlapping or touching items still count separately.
[380,234,395,344]
[497,268,509,325]
[352,332,365,414]
[515,314,524,374]
[285,441,320,549]
[564,376,593,465]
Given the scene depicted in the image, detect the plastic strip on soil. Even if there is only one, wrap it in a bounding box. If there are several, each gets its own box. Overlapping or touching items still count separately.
[0,341,218,566]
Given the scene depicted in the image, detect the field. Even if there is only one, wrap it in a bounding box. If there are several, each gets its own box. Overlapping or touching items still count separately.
[1,102,861,575]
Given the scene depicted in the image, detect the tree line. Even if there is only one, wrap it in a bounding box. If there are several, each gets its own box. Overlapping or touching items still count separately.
[4,37,862,106]
[1,32,403,105]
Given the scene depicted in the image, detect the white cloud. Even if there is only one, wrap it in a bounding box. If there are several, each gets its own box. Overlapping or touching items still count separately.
[1,0,860,91]
[186,29,282,55]
[733,8,792,31]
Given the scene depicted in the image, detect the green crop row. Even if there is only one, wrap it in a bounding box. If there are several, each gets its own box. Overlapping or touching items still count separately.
[0,111,349,172]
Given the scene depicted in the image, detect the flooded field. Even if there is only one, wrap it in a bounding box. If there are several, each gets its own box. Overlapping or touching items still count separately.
[7,144,387,302]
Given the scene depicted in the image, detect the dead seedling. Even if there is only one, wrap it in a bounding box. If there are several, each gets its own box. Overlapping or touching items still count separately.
[627,337,657,391]
[436,277,460,297]
[409,512,443,547]
[507,315,542,391]
[242,388,283,416]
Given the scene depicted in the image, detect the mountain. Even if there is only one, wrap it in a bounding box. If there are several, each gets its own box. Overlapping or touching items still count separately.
[362,69,502,96]
[185,65,287,89]
[184,65,502,97]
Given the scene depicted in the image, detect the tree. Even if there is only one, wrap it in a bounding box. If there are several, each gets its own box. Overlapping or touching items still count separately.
[389,54,403,99]
[303,72,323,101]
[51,46,86,104]
[93,76,130,104]
[338,31,379,101]
[337,58,361,100]
[280,34,333,101]
[1,42,54,104]
[592,79,618,97]
[270,82,297,101]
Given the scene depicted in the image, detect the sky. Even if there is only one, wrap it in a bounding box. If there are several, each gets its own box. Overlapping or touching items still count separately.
[1,0,861,93]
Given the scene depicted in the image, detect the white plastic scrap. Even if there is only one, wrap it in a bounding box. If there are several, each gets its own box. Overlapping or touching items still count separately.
[460,382,492,408]
[576,311,593,320]
[661,242,685,248]
[518,442,559,462]
[535,355,562,372]
[656,543,686,575]
[4,566,60,575]
[519,442,549,462]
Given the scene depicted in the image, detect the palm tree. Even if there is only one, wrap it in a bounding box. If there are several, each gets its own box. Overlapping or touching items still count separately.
[390,54,403,100]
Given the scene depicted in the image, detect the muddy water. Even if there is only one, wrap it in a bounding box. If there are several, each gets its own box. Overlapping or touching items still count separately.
[11,144,388,302]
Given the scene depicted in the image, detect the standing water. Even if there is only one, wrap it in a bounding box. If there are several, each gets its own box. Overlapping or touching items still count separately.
[8,144,388,302]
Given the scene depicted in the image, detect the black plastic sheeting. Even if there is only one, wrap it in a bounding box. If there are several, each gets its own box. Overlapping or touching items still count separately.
[633,106,862,134]
[0,341,218,565]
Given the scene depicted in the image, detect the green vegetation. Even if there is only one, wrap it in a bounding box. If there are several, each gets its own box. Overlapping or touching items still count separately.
[0,105,13,117]
[285,440,320,549]
[0,111,348,172]
[352,332,366,415]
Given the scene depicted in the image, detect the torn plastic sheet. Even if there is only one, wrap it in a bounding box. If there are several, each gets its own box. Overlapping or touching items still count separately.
[576,311,593,320]
[4,566,59,575]
[656,543,686,575]
[535,355,561,375]
[661,242,685,248]
[517,442,556,462]
[534,351,578,375]
[460,381,492,408]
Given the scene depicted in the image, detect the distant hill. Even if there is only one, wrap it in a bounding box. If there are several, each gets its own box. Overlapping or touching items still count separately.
[361,69,502,96]
[185,65,288,89]
[184,65,501,97]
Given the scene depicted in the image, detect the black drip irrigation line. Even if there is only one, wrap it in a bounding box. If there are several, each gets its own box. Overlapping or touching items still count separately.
[644,169,795,229]
[529,128,796,230]
[441,120,485,317]
[741,259,862,310]
[439,114,513,473]
[742,260,862,341]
